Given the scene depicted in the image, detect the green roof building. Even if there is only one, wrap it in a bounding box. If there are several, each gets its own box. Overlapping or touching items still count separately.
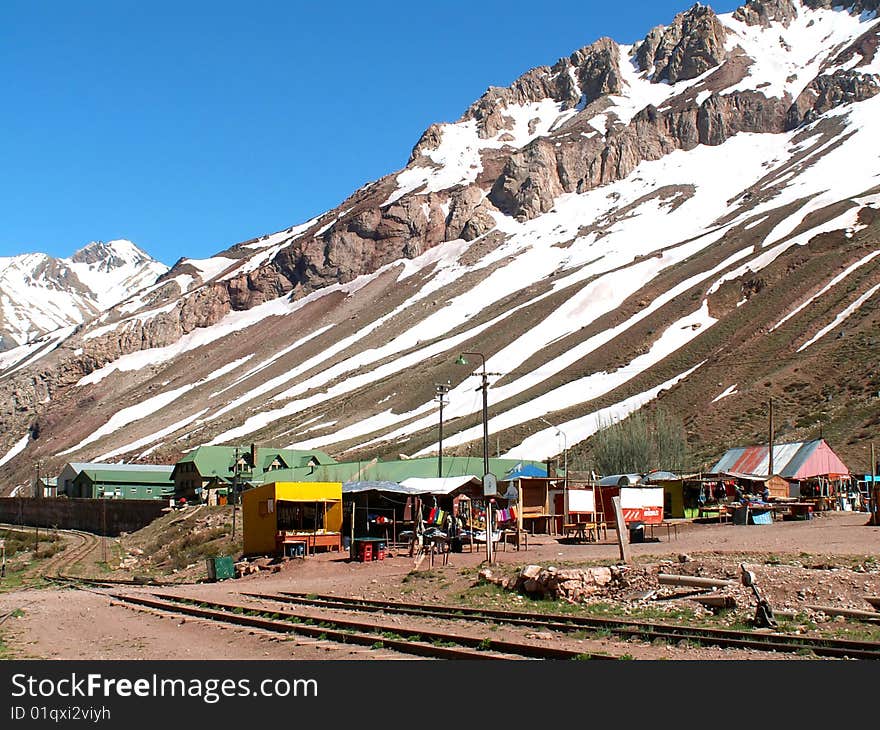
[172,444,337,502]
[71,465,175,500]
[266,456,549,485]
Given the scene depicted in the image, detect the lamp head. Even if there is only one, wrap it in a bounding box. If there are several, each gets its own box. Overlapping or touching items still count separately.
[455,355,469,366]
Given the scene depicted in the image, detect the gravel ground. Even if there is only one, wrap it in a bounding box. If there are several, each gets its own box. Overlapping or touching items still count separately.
[1,510,879,660]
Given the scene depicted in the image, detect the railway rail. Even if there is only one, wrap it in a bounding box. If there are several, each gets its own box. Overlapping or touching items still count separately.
[107,591,615,661]
[247,590,880,660]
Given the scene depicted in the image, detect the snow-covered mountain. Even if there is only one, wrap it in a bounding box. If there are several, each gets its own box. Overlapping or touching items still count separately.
[1,0,879,493]
[0,240,167,351]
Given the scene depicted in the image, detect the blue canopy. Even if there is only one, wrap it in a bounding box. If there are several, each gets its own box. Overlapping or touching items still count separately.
[504,463,548,480]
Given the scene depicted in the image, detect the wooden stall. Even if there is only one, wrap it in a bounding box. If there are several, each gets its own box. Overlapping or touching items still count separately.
[242,481,343,557]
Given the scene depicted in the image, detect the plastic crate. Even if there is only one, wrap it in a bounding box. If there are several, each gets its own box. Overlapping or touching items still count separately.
[358,543,373,562]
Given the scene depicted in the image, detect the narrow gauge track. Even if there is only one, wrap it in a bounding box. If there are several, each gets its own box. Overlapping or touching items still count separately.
[107,592,616,661]
[0,523,158,584]
[36,529,102,579]
[249,591,880,660]
[0,523,103,580]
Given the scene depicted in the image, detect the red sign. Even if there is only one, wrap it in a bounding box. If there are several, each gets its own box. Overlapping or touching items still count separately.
[622,507,663,525]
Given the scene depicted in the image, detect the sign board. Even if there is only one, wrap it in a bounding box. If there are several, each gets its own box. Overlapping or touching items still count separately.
[566,488,595,514]
[620,487,664,525]
[482,473,497,497]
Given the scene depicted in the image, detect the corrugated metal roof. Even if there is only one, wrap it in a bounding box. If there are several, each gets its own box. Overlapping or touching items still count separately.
[282,457,548,485]
[75,467,173,484]
[67,462,173,473]
[711,439,850,478]
[598,474,643,487]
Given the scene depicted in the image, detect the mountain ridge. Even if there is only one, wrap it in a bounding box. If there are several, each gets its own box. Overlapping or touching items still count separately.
[0,239,167,352]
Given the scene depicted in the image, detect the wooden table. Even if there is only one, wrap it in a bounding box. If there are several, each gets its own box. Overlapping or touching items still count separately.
[697,506,730,523]
[563,522,598,543]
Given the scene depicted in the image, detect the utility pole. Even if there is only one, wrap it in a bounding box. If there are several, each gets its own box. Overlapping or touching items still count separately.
[456,352,501,564]
[434,382,451,478]
[871,443,878,527]
[102,497,107,563]
[232,446,240,539]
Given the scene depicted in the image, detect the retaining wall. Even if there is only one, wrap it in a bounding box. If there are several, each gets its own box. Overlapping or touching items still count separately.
[0,497,168,536]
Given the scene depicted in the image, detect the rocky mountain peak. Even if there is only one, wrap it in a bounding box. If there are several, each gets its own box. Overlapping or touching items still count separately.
[635,3,728,83]
[70,239,154,270]
[733,0,798,27]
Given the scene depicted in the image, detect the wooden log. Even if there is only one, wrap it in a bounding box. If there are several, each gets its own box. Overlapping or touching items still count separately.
[690,595,737,610]
[805,604,880,621]
[658,574,736,589]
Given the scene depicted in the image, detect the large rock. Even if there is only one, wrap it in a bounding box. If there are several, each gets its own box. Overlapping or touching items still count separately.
[786,69,880,128]
[459,38,623,141]
[732,0,798,27]
[636,4,728,83]
[513,565,616,602]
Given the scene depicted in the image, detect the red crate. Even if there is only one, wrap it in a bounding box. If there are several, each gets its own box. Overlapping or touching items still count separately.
[376,549,385,561]
[358,543,373,562]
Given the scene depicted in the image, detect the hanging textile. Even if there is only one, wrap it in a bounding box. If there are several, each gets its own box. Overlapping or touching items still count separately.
[403,497,412,522]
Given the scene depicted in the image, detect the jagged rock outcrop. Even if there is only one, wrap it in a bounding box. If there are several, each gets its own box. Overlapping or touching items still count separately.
[698,90,790,143]
[569,38,624,107]
[825,23,880,72]
[803,0,880,14]
[489,140,564,219]
[456,38,623,143]
[489,87,791,220]
[636,4,729,83]
[787,69,880,128]
[733,0,798,27]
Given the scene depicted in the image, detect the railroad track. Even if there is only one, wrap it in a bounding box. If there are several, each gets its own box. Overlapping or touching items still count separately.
[0,523,137,583]
[35,529,102,579]
[107,591,616,661]
[247,590,880,660]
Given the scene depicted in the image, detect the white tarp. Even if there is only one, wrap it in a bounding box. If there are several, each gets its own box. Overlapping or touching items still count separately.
[399,476,479,495]
[342,476,478,496]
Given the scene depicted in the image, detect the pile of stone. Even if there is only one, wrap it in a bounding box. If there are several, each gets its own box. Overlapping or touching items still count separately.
[234,557,281,577]
[479,564,620,602]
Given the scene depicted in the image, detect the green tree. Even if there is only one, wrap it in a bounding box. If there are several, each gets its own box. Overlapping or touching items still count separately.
[591,408,687,475]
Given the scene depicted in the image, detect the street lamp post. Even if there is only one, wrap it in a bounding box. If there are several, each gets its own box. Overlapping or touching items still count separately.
[456,351,499,564]
[435,382,451,478]
[540,418,568,528]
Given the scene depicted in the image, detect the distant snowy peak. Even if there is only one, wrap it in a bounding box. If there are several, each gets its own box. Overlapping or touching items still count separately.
[69,239,154,270]
[0,240,167,350]
[65,240,168,311]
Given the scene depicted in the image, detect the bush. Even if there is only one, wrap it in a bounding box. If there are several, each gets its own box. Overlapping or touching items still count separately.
[591,408,687,474]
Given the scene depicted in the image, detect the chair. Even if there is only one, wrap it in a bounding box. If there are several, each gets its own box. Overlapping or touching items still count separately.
[593,512,608,541]
[500,528,528,551]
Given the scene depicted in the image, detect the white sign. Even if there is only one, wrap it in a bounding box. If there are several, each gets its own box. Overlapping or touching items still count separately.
[566,488,595,514]
[482,473,497,496]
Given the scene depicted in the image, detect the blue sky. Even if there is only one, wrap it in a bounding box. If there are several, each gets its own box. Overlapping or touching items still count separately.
[0,1,740,265]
